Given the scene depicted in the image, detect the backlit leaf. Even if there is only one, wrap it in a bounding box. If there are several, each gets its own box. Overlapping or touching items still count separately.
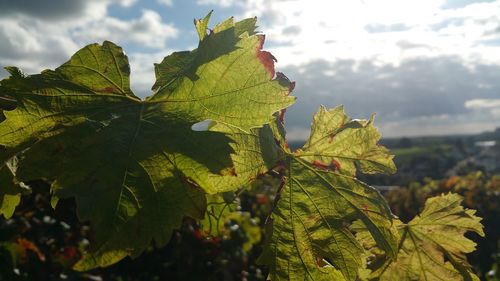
[0,13,293,269]
[297,106,396,176]
[259,107,398,281]
[360,193,484,281]
[0,158,23,219]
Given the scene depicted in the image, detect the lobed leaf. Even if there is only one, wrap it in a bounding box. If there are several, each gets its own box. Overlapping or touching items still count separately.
[0,13,293,269]
[297,106,396,176]
[259,107,398,281]
[360,193,484,281]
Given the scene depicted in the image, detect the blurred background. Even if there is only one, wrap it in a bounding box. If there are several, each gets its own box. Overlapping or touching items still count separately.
[0,0,499,280]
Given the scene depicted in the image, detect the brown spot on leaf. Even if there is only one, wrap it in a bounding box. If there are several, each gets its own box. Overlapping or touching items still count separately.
[308,214,320,222]
[312,160,329,170]
[220,167,237,177]
[316,257,324,267]
[312,159,341,172]
[361,204,371,218]
[331,159,341,171]
[328,133,336,143]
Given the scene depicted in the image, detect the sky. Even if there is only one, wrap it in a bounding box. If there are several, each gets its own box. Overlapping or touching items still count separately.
[0,0,499,140]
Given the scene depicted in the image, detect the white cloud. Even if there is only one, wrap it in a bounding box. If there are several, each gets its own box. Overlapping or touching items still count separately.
[492,108,500,118]
[379,112,499,137]
[0,0,179,93]
[279,56,500,139]
[198,0,500,67]
[464,98,500,120]
[288,110,500,140]
[157,0,174,6]
[117,0,138,7]
[465,98,500,108]
[196,0,238,7]
[1,0,499,138]
[193,0,500,138]
[128,51,175,98]
[0,15,79,74]
[73,10,178,49]
[0,20,43,55]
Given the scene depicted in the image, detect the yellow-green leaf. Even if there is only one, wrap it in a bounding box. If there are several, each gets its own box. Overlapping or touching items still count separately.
[0,13,294,269]
[297,106,396,175]
[367,193,484,281]
[259,107,398,281]
[0,158,25,219]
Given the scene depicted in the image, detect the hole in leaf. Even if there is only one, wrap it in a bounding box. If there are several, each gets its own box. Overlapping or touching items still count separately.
[191,119,213,131]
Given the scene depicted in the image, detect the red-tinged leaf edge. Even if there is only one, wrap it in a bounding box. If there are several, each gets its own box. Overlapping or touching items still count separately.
[256,35,277,79]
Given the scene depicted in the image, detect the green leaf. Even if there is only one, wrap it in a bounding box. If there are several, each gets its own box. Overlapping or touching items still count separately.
[368,193,484,281]
[72,178,207,270]
[0,14,293,269]
[195,10,213,41]
[259,157,397,281]
[297,106,396,175]
[259,107,398,281]
[0,159,23,219]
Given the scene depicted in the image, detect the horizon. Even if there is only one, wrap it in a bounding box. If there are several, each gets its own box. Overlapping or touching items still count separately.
[287,125,500,145]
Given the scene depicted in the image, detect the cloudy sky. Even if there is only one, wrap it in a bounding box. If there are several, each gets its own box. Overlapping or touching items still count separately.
[1,0,499,140]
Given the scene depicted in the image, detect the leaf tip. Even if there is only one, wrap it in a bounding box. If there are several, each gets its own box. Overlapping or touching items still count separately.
[195,11,213,41]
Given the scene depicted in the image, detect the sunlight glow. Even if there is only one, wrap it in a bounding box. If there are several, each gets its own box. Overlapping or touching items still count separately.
[234,0,500,67]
